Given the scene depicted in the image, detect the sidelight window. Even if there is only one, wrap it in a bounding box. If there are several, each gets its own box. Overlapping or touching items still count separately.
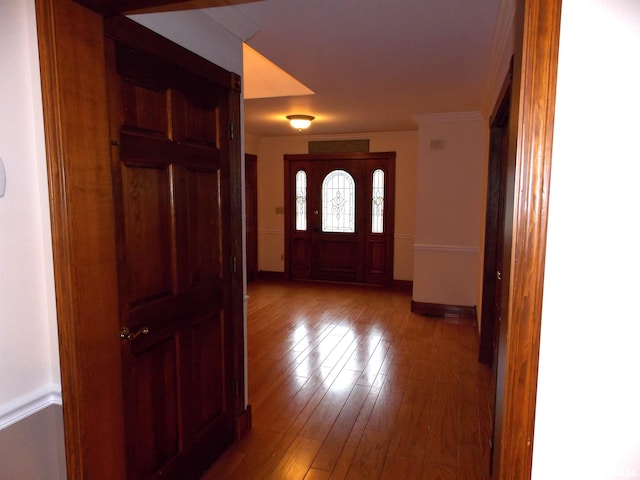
[322,170,355,233]
[295,170,307,231]
[371,169,385,233]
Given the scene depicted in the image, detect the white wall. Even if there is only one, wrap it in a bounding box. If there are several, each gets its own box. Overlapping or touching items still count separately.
[253,132,417,281]
[129,10,243,76]
[412,112,486,307]
[533,1,640,478]
[0,0,60,427]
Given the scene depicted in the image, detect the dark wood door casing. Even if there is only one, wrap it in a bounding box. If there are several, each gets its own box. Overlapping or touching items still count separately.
[493,0,561,478]
[36,2,246,478]
[284,152,396,286]
[479,63,512,367]
[38,0,559,479]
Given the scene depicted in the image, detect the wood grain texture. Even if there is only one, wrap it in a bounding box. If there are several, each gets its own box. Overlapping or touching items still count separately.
[202,280,493,479]
[35,1,127,478]
[496,0,562,478]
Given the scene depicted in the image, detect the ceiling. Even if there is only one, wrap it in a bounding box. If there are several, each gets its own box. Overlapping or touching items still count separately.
[137,0,504,137]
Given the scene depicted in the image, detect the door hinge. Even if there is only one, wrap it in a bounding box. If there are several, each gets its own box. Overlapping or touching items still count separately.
[229,123,234,140]
[233,379,240,398]
[232,256,237,273]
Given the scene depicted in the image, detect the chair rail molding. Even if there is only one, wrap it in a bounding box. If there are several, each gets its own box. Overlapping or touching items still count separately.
[0,385,62,430]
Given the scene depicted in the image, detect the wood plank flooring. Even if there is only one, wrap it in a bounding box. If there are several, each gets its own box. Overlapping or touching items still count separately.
[203,280,494,480]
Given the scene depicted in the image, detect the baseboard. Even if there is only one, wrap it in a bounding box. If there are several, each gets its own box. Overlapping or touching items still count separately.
[411,300,477,325]
[392,279,413,291]
[258,270,288,280]
[0,385,62,431]
[234,404,252,440]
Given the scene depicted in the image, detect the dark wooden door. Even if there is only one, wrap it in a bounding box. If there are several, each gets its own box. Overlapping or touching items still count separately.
[479,66,513,477]
[284,152,395,286]
[245,154,258,283]
[310,158,366,282]
[105,18,237,480]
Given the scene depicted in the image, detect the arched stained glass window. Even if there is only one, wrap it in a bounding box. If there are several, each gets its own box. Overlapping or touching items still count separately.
[295,170,307,231]
[322,170,355,233]
[371,169,385,233]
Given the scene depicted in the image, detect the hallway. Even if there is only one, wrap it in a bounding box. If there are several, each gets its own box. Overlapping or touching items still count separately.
[203,280,493,479]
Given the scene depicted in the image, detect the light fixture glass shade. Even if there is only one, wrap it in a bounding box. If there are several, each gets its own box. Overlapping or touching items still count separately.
[287,114,314,130]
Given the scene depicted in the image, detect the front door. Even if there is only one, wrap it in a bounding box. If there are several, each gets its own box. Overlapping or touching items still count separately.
[285,152,395,286]
[105,18,237,479]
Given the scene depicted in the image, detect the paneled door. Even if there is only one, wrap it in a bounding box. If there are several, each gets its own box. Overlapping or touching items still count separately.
[105,18,240,480]
[285,152,395,286]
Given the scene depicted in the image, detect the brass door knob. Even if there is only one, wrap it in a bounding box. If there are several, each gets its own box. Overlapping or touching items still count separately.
[120,326,149,342]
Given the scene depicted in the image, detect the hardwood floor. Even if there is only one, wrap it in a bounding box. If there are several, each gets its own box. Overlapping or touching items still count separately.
[203,280,494,480]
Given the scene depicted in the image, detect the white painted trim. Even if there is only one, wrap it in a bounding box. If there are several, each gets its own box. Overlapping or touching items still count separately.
[394,234,415,240]
[413,243,479,254]
[414,111,484,125]
[0,385,62,430]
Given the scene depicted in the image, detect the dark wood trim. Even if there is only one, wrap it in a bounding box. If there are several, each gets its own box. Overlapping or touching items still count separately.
[37,2,247,478]
[245,154,259,283]
[284,151,396,286]
[72,0,189,16]
[258,270,289,281]
[479,66,512,366]
[411,301,477,322]
[392,280,413,291]
[234,405,252,441]
[103,15,237,90]
[227,73,247,423]
[496,0,562,478]
[35,1,127,478]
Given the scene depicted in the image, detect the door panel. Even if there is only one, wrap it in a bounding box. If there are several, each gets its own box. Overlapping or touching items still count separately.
[127,336,180,478]
[121,163,174,303]
[311,161,364,282]
[106,17,236,480]
[285,152,395,286]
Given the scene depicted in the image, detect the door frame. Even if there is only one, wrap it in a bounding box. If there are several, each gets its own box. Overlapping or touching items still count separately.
[283,151,396,286]
[35,0,560,478]
[35,1,247,478]
[492,0,561,477]
[479,62,512,367]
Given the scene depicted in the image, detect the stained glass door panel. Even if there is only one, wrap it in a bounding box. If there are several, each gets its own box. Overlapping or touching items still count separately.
[284,152,395,286]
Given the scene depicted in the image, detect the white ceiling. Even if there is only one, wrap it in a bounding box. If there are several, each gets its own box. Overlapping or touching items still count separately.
[207,0,504,137]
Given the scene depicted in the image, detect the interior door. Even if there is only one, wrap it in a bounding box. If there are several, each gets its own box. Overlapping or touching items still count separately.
[105,18,237,480]
[285,152,395,286]
[479,66,513,476]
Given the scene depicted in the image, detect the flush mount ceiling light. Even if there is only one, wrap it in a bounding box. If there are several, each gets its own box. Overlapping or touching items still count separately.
[287,114,315,131]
